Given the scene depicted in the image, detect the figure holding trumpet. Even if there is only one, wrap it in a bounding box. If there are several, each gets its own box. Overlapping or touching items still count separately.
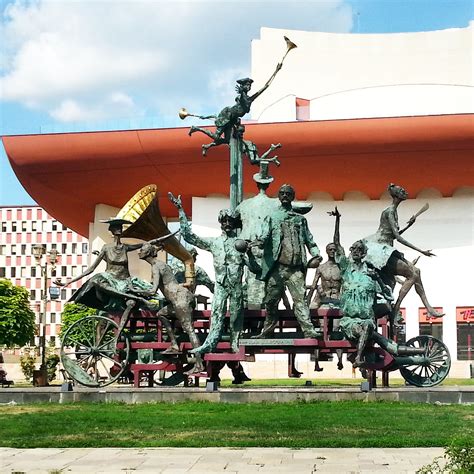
[180,36,297,156]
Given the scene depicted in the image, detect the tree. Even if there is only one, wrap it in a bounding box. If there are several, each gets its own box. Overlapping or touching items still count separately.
[59,303,96,340]
[0,279,36,347]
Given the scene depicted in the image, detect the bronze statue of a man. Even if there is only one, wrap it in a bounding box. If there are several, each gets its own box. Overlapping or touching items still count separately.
[254,184,322,338]
[135,242,204,374]
[307,242,341,310]
[169,193,258,353]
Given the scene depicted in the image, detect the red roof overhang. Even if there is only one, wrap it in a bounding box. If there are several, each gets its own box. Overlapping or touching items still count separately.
[2,114,473,237]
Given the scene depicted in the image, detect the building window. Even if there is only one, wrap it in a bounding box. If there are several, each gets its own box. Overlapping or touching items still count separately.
[457,323,473,361]
[72,243,77,253]
[456,307,474,361]
[0,245,5,255]
[1,222,6,232]
[32,221,37,231]
[62,243,67,254]
[11,244,16,255]
[295,97,310,120]
[61,266,67,277]
[50,313,56,324]
[419,308,443,341]
[62,224,67,231]
[0,268,5,278]
[41,221,46,231]
[30,289,36,299]
[52,220,58,231]
[12,222,17,232]
[20,267,26,277]
[419,323,443,340]
[21,244,27,255]
[82,243,88,253]
[10,267,16,277]
[31,266,37,277]
[61,289,67,300]
[21,221,27,231]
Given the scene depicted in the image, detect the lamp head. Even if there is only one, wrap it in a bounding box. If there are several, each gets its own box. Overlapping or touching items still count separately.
[32,244,46,263]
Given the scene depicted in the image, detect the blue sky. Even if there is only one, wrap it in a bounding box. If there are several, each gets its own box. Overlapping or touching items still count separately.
[1,0,472,206]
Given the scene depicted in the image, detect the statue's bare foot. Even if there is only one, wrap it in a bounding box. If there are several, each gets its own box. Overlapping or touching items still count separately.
[428,308,445,318]
[337,361,344,370]
[161,346,180,355]
[353,356,363,368]
[201,145,208,156]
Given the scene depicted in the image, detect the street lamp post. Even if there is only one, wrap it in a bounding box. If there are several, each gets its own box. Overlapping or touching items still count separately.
[32,244,59,387]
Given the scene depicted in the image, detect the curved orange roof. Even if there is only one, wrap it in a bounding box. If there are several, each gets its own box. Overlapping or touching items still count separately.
[2,114,473,237]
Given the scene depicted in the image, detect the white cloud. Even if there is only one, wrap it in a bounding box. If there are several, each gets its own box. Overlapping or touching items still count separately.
[50,92,139,122]
[0,0,353,123]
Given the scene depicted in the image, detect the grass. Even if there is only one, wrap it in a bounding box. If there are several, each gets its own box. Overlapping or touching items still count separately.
[0,401,472,448]
[219,377,474,388]
[10,377,474,389]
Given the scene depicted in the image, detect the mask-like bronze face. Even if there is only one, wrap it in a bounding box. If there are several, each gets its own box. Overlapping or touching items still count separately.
[326,243,337,258]
[278,186,295,205]
[220,216,235,234]
[389,185,408,201]
[349,242,367,262]
[109,224,123,237]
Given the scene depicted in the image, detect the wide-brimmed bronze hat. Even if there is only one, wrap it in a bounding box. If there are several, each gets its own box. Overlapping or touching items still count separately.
[100,217,133,226]
[236,77,254,85]
[253,172,274,184]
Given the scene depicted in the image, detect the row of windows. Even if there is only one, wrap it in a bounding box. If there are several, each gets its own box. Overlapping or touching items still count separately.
[0,242,88,255]
[29,288,74,301]
[0,265,88,278]
[33,312,61,324]
[398,322,473,361]
[1,220,68,233]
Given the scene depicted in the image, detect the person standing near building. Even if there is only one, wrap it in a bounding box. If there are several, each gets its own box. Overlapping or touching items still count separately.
[254,184,322,339]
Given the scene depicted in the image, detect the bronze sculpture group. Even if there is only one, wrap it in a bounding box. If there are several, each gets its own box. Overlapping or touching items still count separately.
[58,36,450,386]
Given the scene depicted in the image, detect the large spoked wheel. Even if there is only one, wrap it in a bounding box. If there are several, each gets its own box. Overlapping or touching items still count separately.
[60,315,130,388]
[399,335,451,387]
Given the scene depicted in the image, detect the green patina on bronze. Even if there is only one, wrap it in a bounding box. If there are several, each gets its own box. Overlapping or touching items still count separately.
[170,193,259,354]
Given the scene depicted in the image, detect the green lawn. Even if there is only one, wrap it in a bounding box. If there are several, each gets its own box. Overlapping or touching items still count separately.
[1,401,472,448]
[220,377,474,387]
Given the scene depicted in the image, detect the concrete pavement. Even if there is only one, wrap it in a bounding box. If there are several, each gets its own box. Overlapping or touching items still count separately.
[0,447,445,473]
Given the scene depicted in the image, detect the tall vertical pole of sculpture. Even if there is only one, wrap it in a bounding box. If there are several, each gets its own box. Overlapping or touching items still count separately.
[229,135,243,209]
[179,36,297,207]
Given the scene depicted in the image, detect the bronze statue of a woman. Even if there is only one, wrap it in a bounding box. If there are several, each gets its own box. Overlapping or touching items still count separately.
[363,184,444,319]
[58,218,159,312]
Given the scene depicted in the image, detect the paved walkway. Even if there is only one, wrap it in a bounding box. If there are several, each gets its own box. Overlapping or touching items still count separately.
[0,447,444,473]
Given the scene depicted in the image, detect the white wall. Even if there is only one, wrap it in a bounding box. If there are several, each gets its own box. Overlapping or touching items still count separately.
[251,23,474,121]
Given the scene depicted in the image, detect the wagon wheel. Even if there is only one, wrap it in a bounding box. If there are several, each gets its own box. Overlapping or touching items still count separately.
[399,335,451,387]
[60,315,130,388]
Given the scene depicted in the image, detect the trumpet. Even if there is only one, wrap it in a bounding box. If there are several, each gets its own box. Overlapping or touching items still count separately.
[282,36,297,63]
[179,108,198,120]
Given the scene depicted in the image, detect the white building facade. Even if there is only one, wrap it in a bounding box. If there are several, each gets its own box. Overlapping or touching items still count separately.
[186,24,474,376]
